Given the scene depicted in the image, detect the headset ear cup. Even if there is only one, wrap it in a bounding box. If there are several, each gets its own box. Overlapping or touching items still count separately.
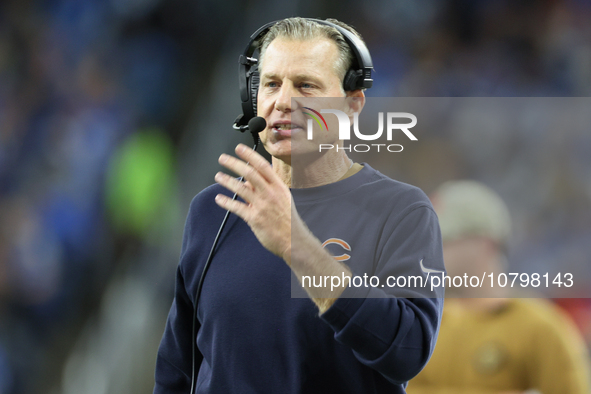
[343,69,362,91]
[250,71,260,117]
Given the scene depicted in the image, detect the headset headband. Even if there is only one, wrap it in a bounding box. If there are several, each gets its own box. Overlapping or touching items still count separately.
[234,18,373,129]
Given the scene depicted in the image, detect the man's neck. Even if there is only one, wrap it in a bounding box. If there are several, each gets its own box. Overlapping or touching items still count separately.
[273,151,354,188]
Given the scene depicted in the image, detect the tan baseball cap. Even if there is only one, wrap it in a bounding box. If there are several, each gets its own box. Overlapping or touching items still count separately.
[431,180,511,244]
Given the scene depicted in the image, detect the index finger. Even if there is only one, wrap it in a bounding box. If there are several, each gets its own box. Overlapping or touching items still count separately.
[234,144,278,184]
[218,153,267,190]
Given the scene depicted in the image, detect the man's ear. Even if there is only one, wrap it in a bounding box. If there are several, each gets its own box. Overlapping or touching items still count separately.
[344,89,365,117]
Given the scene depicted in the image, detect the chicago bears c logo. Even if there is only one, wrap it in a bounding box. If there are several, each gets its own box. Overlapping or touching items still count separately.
[321,238,351,261]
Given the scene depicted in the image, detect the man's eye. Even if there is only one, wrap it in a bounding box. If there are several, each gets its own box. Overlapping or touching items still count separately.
[300,83,313,89]
[266,81,278,88]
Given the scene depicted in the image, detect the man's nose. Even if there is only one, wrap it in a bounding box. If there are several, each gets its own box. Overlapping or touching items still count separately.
[275,83,300,113]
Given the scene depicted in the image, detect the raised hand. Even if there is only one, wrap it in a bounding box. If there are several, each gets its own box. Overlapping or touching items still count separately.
[214,143,294,260]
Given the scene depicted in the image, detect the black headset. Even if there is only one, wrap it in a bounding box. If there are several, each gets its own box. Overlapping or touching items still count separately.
[233,18,374,130]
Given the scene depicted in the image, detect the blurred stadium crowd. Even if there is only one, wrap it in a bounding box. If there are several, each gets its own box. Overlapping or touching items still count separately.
[0,0,590,393]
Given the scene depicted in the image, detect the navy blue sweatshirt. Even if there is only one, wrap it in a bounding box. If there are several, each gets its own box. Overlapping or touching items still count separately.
[154,164,444,393]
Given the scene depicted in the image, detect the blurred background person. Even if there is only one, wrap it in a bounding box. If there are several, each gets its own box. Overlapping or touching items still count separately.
[407,180,591,394]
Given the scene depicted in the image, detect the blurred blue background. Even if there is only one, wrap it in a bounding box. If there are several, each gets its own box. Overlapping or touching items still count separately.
[0,0,590,392]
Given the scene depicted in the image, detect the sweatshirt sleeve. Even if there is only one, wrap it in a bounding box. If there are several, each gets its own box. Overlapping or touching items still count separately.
[153,200,201,393]
[320,202,445,385]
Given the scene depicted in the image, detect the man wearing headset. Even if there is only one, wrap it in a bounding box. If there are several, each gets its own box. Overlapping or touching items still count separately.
[154,17,444,394]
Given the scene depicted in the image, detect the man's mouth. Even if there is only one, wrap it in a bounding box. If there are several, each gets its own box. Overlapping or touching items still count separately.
[272,122,303,138]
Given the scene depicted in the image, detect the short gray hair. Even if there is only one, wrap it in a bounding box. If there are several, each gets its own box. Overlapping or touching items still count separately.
[258,17,363,86]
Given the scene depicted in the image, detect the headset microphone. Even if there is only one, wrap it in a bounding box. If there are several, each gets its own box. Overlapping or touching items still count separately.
[233,115,266,145]
[246,116,266,145]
